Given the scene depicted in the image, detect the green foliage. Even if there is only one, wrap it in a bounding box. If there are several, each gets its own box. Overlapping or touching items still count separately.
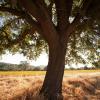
[0,0,99,67]
[92,61,100,68]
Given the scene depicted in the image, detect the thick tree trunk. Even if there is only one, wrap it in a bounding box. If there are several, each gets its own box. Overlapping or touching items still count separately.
[40,39,67,100]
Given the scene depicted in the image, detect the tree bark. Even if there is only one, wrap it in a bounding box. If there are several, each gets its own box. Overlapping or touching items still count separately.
[40,38,67,100]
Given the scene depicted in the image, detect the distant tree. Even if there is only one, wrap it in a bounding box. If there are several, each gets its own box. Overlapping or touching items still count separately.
[0,63,5,70]
[84,66,89,70]
[33,67,41,71]
[19,61,29,70]
[0,0,100,99]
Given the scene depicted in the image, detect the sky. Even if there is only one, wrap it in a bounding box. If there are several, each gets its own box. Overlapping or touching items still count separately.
[0,52,48,66]
[0,52,93,68]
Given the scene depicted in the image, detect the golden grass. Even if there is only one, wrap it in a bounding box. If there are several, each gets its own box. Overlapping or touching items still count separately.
[0,71,46,76]
[0,69,100,76]
[64,69,100,73]
[0,75,100,100]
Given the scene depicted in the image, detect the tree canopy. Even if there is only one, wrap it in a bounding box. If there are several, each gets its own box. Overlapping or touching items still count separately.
[0,0,99,67]
[0,0,100,99]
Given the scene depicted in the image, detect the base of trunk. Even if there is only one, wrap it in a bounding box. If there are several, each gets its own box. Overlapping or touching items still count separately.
[39,89,63,100]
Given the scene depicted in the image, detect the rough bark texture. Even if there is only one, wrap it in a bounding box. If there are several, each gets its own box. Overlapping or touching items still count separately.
[40,38,67,100]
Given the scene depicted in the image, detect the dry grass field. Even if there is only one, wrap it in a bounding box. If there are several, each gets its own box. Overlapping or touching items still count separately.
[0,69,100,76]
[0,70,100,100]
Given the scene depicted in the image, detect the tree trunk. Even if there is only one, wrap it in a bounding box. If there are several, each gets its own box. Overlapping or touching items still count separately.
[40,39,67,100]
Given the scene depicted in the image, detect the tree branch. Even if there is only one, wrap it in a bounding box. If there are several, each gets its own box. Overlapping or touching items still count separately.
[23,13,43,35]
[80,0,93,15]
[48,1,53,20]
[55,0,73,33]
[0,1,58,45]
[64,0,93,39]
[0,6,25,16]
[65,0,73,17]
[18,0,40,21]
[0,6,44,40]
[33,0,59,45]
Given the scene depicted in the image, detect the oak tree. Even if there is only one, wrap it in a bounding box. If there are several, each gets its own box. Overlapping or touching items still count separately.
[0,0,100,99]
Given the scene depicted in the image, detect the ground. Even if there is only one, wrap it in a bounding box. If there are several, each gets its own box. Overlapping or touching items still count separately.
[0,70,100,100]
